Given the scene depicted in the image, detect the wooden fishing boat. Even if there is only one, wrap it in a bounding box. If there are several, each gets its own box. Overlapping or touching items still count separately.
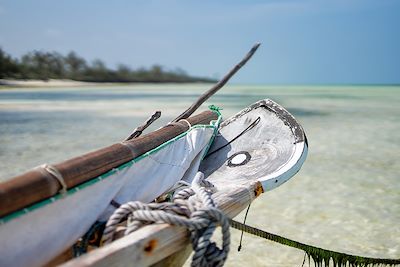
[60,98,308,267]
[2,43,398,267]
[0,97,307,267]
[0,43,308,267]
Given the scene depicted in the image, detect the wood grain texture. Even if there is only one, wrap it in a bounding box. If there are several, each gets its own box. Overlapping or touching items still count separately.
[151,245,192,267]
[201,99,307,192]
[61,183,258,267]
[0,111,218,217]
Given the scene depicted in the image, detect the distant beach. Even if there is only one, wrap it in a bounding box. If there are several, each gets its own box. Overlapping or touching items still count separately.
[0,79,217,89]
[0,79,115,88]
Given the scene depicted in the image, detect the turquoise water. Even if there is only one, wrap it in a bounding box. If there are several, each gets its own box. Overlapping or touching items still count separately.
[0,84,399,266]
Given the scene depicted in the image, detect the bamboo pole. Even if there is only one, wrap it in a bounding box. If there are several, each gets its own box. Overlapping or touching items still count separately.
[0,111,218,217]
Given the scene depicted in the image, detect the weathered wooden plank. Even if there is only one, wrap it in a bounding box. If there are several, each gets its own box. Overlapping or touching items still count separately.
[61,182,262,267]
[0,111,218,217]
[44,248,74,267]
[151,245,192,267]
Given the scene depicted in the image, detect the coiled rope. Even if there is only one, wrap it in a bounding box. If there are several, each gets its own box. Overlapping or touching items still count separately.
[103,172,230,267]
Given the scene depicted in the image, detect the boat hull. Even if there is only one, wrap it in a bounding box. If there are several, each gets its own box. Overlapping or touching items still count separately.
[0,123,218,267]
[61,99,308,267]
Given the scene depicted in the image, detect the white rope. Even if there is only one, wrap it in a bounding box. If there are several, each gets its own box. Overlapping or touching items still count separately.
[103,172,230,267]
[180,119,192,129]
[41,164,67,194]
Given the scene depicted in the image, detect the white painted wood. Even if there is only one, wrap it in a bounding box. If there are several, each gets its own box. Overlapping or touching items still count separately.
[200,99,307,192]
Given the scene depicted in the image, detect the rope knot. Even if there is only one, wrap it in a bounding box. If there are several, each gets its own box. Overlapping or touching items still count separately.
[208,104,223,113]
[102,172,230,267]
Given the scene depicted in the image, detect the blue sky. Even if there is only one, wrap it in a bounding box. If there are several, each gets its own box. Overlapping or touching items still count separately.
[0,0,399,84]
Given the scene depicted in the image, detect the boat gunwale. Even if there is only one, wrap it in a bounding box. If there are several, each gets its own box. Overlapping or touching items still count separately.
[220,99,306,144]
[0,118,221,224]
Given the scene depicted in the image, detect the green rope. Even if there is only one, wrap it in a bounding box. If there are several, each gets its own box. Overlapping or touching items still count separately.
[208,104,223,116]
[230,219,400,267]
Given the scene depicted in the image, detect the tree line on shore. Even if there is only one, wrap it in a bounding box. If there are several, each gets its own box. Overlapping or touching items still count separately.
[0,48,215,83]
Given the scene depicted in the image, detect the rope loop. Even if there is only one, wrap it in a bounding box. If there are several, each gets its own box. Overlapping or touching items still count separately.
[41,164,68,195]
[180,119,192,129]
[103,172,230,267]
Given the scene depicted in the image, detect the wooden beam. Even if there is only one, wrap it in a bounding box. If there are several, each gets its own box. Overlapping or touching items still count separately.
[61,182,262,267]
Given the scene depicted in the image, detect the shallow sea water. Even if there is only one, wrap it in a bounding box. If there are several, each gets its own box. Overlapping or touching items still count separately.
[0,84,399,266]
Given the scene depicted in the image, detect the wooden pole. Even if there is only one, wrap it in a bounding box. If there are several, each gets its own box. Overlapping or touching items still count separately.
[125,111,161,141]
[0,111,218,217]
[60,182,263,267]
[172,43,261,122]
